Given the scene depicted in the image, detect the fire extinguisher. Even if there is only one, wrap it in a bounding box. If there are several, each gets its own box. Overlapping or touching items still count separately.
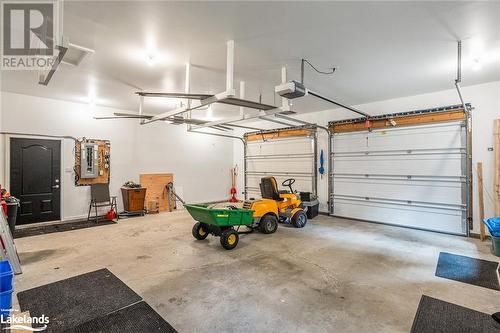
[229,165,238,203]
[106,209,117,221]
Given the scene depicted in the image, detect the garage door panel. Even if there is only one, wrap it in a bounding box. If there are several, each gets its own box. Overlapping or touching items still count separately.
[246,175,313,199]
[330,120,467,235]
[247,158,313,174]
[333,155,463,176]
[333,178,463,205]
[333,200,465,234]
[247,138,313,156]
[333,123,463,153]
[245,131,316,200]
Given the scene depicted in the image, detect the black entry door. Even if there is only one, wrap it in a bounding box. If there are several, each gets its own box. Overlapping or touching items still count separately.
[10,138,61,224]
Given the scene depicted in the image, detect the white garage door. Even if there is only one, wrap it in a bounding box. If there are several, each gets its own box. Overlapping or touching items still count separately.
[245,130,317,199]
[330,121,468,235]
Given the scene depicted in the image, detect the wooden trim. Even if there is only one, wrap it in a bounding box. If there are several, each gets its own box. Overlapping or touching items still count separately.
[477,162,485,241]
[245,128,313,142]
[494,119,500,216]
[330,110,466,133]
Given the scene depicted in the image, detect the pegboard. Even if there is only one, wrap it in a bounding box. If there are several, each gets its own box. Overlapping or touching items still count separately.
[74,139,111,186]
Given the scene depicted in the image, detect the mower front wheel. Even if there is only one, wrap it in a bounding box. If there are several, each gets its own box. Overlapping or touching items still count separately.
[259,215,278,234]
[292,210,307,228]
[220,229,239,250]
[192,222,209,240]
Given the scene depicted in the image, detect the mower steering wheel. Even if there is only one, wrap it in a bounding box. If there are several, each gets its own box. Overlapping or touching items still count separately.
[282,178,296,193]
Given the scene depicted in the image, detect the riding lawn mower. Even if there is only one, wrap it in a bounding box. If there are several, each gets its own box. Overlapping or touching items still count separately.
[184,176,308,250]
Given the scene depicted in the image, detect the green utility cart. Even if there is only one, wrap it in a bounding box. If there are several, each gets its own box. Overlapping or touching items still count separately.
[185,204,254,250]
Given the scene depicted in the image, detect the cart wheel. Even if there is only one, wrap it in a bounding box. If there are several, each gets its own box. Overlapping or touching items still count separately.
[220,229,239,250]
[259,215,278,234]
[292,210,307,228]
[192,222,209,240]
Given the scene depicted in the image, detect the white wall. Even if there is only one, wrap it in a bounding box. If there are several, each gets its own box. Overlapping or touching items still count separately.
[0,92,233,220]
[234,80,500,234]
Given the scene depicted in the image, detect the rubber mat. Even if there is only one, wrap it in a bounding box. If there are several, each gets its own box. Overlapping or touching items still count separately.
[435,252,500,291]
[411,295,499,333]
[65,301,177,333]
[15,219,116,239]
[17,268,142,332]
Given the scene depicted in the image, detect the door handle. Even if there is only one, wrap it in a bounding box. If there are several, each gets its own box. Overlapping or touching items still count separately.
[52,185,60,189]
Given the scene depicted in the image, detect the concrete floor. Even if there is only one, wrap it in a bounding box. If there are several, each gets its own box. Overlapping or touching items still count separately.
[13,211,500,333]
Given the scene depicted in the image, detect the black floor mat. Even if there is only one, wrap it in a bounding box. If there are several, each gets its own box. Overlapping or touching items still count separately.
[435,252,500,291]
[411,295,499,333]
[17,268,142,332]
[65,301,177,333]
[15,219,117,238]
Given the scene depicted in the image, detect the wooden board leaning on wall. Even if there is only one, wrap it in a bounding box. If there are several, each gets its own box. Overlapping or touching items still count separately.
[139,173,174,212]
[74,139,111,186]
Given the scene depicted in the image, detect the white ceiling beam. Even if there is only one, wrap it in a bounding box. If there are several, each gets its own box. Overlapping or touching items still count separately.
[189,105,284,130]
[226,40,234,92]
[281,66,291,112]
[143,91,232,124]
[143,41,236,124]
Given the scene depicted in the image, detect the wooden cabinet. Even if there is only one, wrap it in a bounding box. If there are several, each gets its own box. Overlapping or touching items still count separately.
[121,187,146,212]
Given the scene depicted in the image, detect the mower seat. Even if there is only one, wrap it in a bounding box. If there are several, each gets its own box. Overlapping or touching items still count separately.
[260,177,283,201]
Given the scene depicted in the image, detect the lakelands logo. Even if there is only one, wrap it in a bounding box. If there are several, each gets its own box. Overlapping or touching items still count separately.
[1,1,57,70]
[1,312,49,331]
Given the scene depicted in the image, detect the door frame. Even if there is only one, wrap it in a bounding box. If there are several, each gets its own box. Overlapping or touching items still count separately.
[4,135,65,222]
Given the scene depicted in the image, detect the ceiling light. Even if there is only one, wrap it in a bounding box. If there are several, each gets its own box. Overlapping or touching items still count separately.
[146,53,156,66]
[471,58,482,71]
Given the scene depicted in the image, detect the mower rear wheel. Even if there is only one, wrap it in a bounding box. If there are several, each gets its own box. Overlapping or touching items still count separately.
[259,215,278,234]
[292,210,307,228]
[192,222,209,240]
[220,229,239,250]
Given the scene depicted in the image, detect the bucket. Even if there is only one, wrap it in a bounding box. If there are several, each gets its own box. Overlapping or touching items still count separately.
[0,261,13,318]
[491,235,500,257]
[0,289,13,318]
[0,261,13,292]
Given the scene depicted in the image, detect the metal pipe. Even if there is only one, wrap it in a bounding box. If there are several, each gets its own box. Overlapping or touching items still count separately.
[308,90,370,118]
[243,141,248,200]
[187,129,245,144]
[281,66,291,112]
[225,124,264,131]
[301,59,305,84]
[226,40,234,93]
[259,116,295,127]
[274,114,314,126]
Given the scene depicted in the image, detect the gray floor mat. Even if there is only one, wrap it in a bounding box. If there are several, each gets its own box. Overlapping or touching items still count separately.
[17,268,142,332]
[435,252,500,291]
[15,219,117,238]
[64,301,177,333]
[411,295,500,333]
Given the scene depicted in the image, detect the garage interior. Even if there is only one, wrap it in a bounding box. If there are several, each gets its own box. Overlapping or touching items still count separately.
[0,1,499,332]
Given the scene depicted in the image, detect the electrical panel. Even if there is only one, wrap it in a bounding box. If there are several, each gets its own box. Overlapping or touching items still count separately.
[80,143,99,178]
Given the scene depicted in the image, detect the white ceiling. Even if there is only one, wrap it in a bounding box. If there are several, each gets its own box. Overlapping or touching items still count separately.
[1,1,499,118]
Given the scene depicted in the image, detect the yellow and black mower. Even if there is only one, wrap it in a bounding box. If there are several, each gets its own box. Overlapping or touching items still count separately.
[185,177,307,250]
[244,177,308,229]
